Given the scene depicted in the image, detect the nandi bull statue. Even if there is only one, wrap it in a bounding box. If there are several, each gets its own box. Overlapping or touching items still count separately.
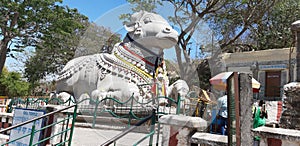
[56,11,189,106]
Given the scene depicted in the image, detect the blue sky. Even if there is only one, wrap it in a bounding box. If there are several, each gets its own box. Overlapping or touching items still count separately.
[62,0,128,22]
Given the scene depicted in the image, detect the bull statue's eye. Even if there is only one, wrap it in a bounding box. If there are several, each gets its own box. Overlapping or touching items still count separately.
[144,17,151,24]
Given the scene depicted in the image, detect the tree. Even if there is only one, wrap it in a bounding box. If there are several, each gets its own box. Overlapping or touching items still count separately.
[21,3,89,85]
[74,23,121,57]
[252,0,300,50]
[0,68,30,97]
[0,0,88,75]
[168,0,276,77]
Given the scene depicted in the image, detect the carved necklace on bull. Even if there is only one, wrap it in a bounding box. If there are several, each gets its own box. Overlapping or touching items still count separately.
[114,34,168,96]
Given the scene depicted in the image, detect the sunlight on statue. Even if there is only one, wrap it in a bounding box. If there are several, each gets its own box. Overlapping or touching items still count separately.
[55,11,189,108]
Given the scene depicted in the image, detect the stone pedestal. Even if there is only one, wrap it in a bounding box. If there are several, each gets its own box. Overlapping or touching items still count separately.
[158,115,207,146]
[280,82,300,130]
[43,105,74,145]
[0,112,13,143]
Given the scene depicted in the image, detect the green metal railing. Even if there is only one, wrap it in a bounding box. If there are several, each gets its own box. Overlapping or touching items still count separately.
[0,104,77,146]
[74,93,184,129]
[7,96,73,113]
[101,109,156,146]
[5,92,191,146]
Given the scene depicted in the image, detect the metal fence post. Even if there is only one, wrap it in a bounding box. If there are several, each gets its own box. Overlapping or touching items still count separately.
[68,104,77,146]
[176,93,181,114]
[29,121,36,146]
[26,98,29,109]
[7,98,14,113]
[128,94,134,127]
[148,109,156,146]
[92,97,99,128]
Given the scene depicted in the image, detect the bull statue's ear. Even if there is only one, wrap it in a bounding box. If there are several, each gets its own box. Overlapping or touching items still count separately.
[124,22,136,32]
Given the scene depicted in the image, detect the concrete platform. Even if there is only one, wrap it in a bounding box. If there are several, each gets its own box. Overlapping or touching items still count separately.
[72,126,161,146]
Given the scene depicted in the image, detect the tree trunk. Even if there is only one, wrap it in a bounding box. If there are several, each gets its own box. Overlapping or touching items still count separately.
[0,39,9,74]
[208,49,226,76]
[175,45,184,78]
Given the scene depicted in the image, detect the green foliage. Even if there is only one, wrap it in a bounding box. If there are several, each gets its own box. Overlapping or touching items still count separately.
[0,68,9,95]
[253,0,300,50]
[204,0,277,52]
[23,2,89,84]
[0,69,30,97]
[196,59,211,89]
[0,0,88,76]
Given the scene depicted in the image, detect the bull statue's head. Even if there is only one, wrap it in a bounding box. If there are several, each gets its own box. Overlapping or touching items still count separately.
[124,11,178,50]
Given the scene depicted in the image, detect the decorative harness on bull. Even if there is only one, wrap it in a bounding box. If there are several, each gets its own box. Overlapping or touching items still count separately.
[110,34,168,97]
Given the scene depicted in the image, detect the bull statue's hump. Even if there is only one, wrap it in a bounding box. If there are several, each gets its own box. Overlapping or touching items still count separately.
[56,11,188,105]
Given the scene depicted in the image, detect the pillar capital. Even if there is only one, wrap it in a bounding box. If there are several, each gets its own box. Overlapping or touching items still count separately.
[291,20,300,31]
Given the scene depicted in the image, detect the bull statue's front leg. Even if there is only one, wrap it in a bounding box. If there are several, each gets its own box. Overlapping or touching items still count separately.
[91,77,141,105]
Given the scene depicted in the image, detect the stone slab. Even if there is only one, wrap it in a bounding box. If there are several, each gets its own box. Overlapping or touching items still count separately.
[0,112,13,117]
[190,132,228,146]
[252,126,300,142]
[158,115,207,129]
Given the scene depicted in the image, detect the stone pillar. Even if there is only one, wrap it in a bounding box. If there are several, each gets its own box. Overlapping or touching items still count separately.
[159,115,207,146]
[239,73,254,146]
[280,21,300,130]
[291,20,300,81]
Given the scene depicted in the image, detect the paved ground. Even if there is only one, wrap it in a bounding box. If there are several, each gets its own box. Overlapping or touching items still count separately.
[71,124,161,146]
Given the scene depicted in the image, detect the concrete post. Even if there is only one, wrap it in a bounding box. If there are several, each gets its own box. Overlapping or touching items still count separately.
[239,73,254,146]
[291,20,300,81]
[159,115,207,146]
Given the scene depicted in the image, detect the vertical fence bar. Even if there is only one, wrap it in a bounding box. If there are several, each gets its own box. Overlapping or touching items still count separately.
[128,94,134,127]
[29,121,36,146]
[8,98,14,113]
[68,104,77,146]
[156,122,160,146]
[26,98,29,109]
[64,96,73,141]
[156,104,161,145]
[45,98,49,105]
[176,93,181,114]
[63,113,70,143]
[92,97,99,129]
[148,109,156,146]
